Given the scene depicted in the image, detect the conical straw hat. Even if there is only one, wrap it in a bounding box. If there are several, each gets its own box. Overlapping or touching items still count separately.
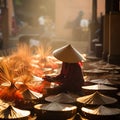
[0,105,30,119]
[81,105,120,115]
[45,93,78,103]
[53,44,86,63]
[22,89,43,100]
[34,102,77,111]
[82,84,118,90]
[77,91,117,105]
[90,79,114,85]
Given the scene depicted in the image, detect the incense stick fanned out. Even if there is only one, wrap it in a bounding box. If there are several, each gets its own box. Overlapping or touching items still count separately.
[0,61,23,102]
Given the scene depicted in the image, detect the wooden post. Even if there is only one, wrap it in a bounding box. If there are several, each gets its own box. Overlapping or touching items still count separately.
[108,13,120,65]
[7,0,14,36]
[104,0,120,64]
[102,14,109,61]
[90,0,98,51]
[1,0,9,49]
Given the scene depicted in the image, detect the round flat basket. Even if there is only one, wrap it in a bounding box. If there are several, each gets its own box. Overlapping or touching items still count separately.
[34,102,77,120]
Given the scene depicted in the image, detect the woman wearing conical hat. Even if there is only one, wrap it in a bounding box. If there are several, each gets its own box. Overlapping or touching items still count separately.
[44,44,86,94]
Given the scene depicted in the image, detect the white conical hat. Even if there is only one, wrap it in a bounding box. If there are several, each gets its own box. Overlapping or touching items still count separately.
[45,93,78,103]
[0,105,30,119]
[77,91,117,105]
[22,89,43,100]
[82,84,118,90]
[53,44,86,63]
[34,102,77,111]
[81,105,120,115]
[90,79,114,85]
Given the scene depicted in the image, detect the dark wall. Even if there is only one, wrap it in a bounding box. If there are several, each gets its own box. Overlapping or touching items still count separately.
[105,0,119,14]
